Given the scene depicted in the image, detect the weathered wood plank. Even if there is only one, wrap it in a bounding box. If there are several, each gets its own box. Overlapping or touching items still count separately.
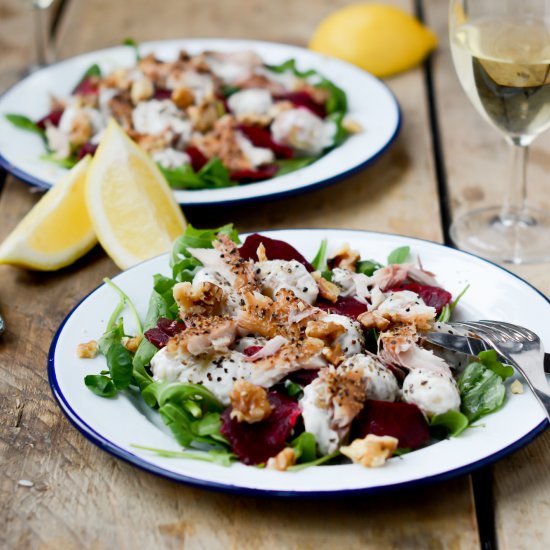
[0,1,481,548]
[425,2,550,549]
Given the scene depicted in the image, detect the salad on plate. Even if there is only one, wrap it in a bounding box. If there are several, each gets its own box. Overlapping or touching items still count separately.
[6,47,352,190]
[79,226,515,470]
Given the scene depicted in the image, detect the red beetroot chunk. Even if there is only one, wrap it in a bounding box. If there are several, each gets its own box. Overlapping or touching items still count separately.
[243,345,264,357]
[316,296,368,319]
[389,283,452,315]
[185,146,208,172]
[230,164,279,183]
[144,317,186,348]
[239,233,314,271]
[73,77,99,96]
[77,142,98,160]
[238,124,294,159]
[274,91,327,119]
[285,369,320,386]
[354,399,430,450]
[36,109,64,130]
[220,391,301,465]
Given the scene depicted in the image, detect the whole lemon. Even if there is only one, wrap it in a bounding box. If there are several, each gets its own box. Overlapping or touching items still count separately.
[309,3,438,78]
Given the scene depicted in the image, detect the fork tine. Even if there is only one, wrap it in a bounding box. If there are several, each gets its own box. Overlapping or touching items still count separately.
[478,321,524,339]
[482,321,537,341]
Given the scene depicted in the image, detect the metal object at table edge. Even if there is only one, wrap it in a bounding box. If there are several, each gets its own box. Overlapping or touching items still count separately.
[424,331,550,374]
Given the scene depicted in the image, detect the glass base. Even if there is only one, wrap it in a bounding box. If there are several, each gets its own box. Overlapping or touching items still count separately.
[450,206,550,264]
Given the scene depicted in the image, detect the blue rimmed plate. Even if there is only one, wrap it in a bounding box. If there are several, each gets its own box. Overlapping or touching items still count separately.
[48,229,548,497]
[0,39,400,206]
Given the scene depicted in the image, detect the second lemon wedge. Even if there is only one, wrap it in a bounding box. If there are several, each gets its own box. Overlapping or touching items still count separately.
[309,3,438,78]
[86,119,187,270]
[0,156,96,270]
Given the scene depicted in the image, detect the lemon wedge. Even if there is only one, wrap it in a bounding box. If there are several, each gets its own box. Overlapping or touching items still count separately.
[85,119,186,270]
[0,156,97,270]
[309,3,438,78]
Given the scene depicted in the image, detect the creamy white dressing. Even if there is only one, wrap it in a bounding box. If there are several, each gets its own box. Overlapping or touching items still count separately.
[228,88,273,116]
[152,148,190,170]
[235,132,274,167]
[255,260,318,304]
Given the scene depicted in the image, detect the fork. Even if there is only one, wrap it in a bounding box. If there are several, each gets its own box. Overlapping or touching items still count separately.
[451,320,550,419]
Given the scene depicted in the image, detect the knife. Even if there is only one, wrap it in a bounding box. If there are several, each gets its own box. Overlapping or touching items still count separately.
[424,331,550,374]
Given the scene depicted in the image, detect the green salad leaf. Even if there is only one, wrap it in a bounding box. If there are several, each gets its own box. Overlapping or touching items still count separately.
[274,157,318,176]
[356,259,383,276]
[122,38,141,61]
[430,410,469,438]
[387,245,410,265]
[84,375,118,398]
[74,63,102,90]
[266,58,348,114]
[458,350,512,422]
[39,152,78,169]
[5,114,45,137]
[310,238,328,271]
[290,432,317,463]
[132,445,236,466]
[160,158,237,190]
[437,284,470,323]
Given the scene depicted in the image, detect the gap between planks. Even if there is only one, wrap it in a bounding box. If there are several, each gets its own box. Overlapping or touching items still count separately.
[416,1,497,550]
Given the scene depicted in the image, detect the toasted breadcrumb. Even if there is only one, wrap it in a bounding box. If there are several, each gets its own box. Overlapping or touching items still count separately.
[76,340,98,359]
[511,380,524,394]
[340,434,398,468]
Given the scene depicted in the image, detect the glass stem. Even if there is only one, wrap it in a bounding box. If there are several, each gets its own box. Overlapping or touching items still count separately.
[32,6,54,69]
[500,142,529,225]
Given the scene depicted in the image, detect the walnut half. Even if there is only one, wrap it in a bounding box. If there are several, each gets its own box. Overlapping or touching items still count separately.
[229,380,272,423]
[267,447,296,471]
[340,434,398,468]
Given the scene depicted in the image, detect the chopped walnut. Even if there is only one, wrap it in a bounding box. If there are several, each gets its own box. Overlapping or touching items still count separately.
[76,340,98,359]
[130,78,154,105]
[340,434,398,468]
[342,118,363,134]
[122,335,143,353]
[511,380,524,394]
[229,380,272,423]
[68,110,92,146]
[357,310,391,331]
[267,447,296,471]
[256,242,268,262]
[306,320,345,341]
[173,281,225,315]
[133,132,171,154]
[322,343,344,366]
[188,101,221,133]
[312,271,340,303]
[171,87,195,109]
[327,244,361,272]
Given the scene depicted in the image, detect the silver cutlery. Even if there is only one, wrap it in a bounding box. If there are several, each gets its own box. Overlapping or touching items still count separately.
[426,321,549,419]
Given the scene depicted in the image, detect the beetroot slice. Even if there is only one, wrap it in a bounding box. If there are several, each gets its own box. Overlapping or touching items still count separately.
[144,317,186,348]
[354,399,430,450]
[185,146,208,172]
[73,77,99,96]
[238,124,294,159]
[153,87,172,100]
[285,369,320,386]
[317,296,368,319]
[389,283,452,315]
[275,91,326,119]
[77,142,98,160]
[230,164,278,183]
[221,391,301,465]
[36,109,64,130]
[239,233,314,271]
[243,345,263,357]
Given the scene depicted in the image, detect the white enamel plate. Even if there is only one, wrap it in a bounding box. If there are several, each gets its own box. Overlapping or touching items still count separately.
[0,39,400,206]
[48,230,549,497]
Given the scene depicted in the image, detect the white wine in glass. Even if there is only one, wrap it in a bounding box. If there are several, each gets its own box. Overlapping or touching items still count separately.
[449,0,550,263]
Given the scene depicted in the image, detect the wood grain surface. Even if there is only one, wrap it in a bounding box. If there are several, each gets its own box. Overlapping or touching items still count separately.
[0,0,547,548]
[425,2,550,549]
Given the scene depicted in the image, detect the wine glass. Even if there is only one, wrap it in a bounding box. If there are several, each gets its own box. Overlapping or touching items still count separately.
[28,0,56,71]
[449,0,550,264]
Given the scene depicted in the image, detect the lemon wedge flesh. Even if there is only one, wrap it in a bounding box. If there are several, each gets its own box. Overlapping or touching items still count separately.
[86,119,186,270]
[309,3,438,78]
[0,156,97,270]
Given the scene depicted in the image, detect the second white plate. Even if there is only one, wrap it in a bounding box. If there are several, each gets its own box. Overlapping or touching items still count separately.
[0,39,400,206]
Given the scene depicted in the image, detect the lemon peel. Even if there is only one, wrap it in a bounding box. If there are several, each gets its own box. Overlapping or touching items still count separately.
[0,156,97,270]
[85,119,186,270]
[309,3,438,78]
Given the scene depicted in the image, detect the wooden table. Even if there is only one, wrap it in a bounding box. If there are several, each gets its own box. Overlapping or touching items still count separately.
[1,0,548,548]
